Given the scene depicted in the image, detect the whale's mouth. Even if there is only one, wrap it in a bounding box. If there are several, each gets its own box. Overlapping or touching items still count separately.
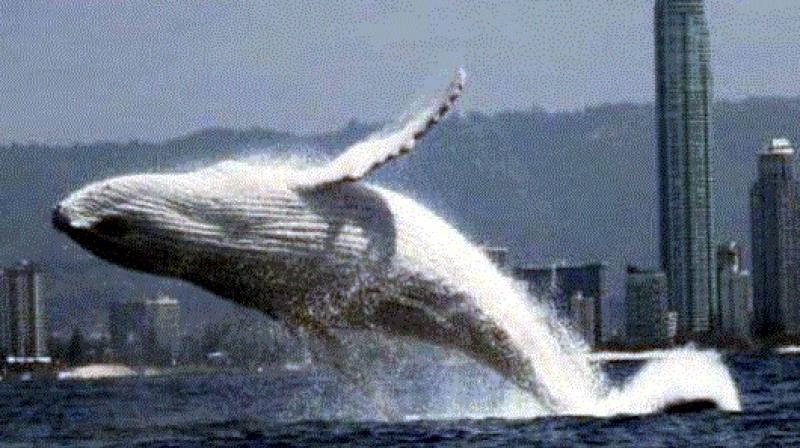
[52,205,73,233]
[52,204,139,269]
[52,204,99,235]
[661,398,720,414]
[53,205,108,257]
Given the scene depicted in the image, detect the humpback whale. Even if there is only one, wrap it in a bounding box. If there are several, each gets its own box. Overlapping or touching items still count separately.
[53,70,583,411]
[52,70,743,417]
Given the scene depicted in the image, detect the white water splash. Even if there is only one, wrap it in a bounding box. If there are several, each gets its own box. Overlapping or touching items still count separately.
[598,348,741,416]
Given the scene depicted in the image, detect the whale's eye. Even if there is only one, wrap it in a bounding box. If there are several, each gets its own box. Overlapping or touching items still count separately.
[92,215,132,238]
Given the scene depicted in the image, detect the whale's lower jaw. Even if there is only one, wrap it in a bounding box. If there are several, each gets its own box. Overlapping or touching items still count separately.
[55,226,170,277]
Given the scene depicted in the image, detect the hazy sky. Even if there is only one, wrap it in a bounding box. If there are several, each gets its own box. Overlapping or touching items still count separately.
[2,1,800,144]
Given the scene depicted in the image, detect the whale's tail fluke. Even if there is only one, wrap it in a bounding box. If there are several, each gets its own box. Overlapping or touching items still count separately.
[298,69,466,188]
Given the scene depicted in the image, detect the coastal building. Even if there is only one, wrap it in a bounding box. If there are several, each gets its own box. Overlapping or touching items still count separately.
[655,0,716,338]
[149,294,181,363]
[514,262,607,346]
[750,138,800,339]
[0,262,49,364]
[109,299,150,361]
[716,242,752,342]
[0,268,7,359]
[665,311,679,345]
[625,266,670,347]
[109,294,181,364]
[570,292,596,347]
[514,265,556,304]
[481,245,510,271]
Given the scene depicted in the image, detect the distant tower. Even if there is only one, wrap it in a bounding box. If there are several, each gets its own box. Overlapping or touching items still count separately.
[480,245,510,271]
[570,292,596,347]
[148,294,181,364]
[655,0,716,338]
[109,299,150,362]
[109,294,181,365]
[750,138,800,339]
[625,266,670,347]
[716,242,752,342]
[0,262,48,362]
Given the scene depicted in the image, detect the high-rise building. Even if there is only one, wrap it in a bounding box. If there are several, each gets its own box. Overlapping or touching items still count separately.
[655,0,716,338]
[514,262,607,345]
[625,266,671,347]
[149,294,181,363]
[750,138,800,339]
[514,264,556,303]
[0,268,8,359]
[716,242,752,341]
[481,245,510,271]
[109,299,150,360]
[0,262,48,363]
[570,292,596,347]
[110,294,181,364]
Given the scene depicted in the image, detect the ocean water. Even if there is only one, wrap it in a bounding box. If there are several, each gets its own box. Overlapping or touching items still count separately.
[0,354,798,447]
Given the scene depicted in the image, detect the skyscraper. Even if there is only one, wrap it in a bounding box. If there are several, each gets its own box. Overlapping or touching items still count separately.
[0,268,8,359]
[570,292,596,347]
[109,299,150,361]
[481,245,510,271]
[0,262,48,363]
[149,294,181,364]
[655,0,716,338]
[716,241,752,342]
[625,266,671,347]
[109,294,181,364]
[750,138,800,339]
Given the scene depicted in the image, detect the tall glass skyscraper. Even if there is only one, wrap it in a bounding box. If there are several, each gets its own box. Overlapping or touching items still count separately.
[750,138,800,339]
[655,0,716,338]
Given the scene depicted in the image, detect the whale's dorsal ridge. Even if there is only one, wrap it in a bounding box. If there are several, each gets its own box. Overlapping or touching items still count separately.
[296,68,465,189]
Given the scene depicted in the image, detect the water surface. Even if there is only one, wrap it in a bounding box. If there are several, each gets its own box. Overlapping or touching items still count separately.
[0,355,797,446]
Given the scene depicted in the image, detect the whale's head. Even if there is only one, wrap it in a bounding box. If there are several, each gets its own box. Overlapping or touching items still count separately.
[53,173,202,275]
[53,164,397,312]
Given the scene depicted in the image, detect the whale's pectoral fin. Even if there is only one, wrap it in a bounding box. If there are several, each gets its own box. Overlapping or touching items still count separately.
[296,69,465,189]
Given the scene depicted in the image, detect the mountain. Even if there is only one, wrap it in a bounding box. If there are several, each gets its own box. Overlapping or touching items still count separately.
[4,97,800,333]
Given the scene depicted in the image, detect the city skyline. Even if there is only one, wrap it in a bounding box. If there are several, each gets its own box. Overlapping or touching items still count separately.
[3,2,796,350]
